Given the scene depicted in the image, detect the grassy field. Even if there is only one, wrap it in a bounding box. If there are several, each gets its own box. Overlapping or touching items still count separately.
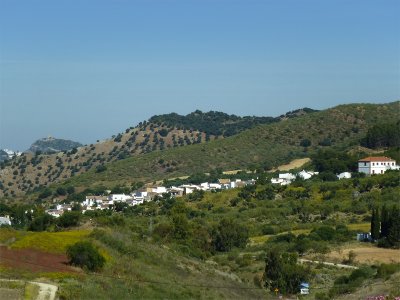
[347,223,371,232]
[4,229,90,254]
[326,243,400,264]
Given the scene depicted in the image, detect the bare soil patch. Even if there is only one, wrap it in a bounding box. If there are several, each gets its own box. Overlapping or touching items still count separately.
[0,246,78,273]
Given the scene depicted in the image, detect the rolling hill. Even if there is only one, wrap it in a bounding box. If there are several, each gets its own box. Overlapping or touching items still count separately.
[1,101,394,199]
[53,101,398,192]
[0,109,317,198]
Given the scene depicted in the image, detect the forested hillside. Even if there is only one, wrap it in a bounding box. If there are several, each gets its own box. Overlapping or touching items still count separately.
[0,102,398,199]
[37,101,400,195]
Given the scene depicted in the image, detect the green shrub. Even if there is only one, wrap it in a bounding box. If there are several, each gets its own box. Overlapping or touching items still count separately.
[66,241,105,271]
[376,263,400,279]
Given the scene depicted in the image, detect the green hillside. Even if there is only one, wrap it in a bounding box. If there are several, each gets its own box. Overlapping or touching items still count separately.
[0,108,316,197]
[57,101,399,191]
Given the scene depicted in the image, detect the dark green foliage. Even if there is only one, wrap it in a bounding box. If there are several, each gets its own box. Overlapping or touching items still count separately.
[212,218,248,252]
[95,165,107,173]
[171,213,189,240]
[376,263,400,279]
[328,266,374,298]
[57,211,81,228]
[158,129,169,137]
[264,250,309,294]
[187,190,205,201]
[148,110,281,137]
[29,213,54,231]
[371,207,380,240]
[56,187,67,196]
[361,121,400,148]
[377,205,400,248]
[38,188,52,200]
[311,149,358,173]
[300,138,311,147]
[66,241,105,271]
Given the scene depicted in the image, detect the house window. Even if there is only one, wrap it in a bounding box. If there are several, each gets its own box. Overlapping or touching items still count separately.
[372,170,375,174]
[372,163,375,166]
[381,170,384,174]
[364,162,367,166]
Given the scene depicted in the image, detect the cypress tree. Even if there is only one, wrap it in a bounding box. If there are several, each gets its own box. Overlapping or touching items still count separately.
[381,205,390,238]
[387,207,400,248]
[371,207,380,241]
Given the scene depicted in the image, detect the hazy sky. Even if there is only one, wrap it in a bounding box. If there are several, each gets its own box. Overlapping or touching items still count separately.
[0,0,399,151]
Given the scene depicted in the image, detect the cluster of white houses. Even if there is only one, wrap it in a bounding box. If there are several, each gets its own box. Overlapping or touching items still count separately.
[270,156,399,186]
[40,156,399,218]
[45,179,256,218]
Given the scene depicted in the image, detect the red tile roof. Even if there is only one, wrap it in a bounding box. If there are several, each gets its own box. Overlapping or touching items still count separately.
[358,156,395,162]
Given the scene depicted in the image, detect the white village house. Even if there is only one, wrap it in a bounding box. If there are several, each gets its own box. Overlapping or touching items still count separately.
[358,156,399,175]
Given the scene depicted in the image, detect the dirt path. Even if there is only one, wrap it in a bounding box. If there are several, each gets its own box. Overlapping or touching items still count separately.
[299,258,358,269]
[0,279,58,300]
[30,281,58,300]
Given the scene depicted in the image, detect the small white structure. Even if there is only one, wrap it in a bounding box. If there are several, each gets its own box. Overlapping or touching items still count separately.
[298,170,319,180]
[337,172,352,180]
[149,186,167,194]
[358,156,399,175]
[299,282,310,295]
[108,194,132,202]
[356,232,372,242]
[0,216,11,226]
[46,209,63,218]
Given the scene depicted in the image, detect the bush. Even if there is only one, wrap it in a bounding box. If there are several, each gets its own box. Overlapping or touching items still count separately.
[66,241,105,271]
[57,211,81,228]
[212,218,248,252]
[376,263,400,279]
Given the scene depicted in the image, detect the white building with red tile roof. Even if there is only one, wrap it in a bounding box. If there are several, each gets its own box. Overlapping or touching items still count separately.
[358,156,398,175]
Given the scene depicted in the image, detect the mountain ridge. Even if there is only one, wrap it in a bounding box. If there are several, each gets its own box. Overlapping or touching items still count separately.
[0,101,398,199]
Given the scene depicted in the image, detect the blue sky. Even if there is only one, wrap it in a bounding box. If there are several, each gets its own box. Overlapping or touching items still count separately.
[0,0,399,150]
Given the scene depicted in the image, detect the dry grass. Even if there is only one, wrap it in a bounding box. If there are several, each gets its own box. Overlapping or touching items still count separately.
[269,158,311,172]
[326,244,400,264]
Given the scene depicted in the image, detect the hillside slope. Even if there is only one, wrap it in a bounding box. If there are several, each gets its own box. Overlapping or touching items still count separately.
[50,101,400,192]
[1,102,398,198]
[0,109,316,197]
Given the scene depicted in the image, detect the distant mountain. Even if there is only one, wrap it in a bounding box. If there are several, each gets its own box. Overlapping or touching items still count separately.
[0,150,9,162]
[26,137,83,154]
[0,149,22,162]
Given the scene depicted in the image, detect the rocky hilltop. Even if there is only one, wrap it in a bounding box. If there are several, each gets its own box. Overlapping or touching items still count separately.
[27,137,83,154]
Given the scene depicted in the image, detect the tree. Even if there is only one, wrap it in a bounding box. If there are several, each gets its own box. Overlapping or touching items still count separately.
[300,139,311,147]
[387,207,400,248]
[57,211,81,228]
[212,218,248,252]
[380,205,390,238]
[66,241,105,271]
[370,207,380,240]
[264,249,309,294]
